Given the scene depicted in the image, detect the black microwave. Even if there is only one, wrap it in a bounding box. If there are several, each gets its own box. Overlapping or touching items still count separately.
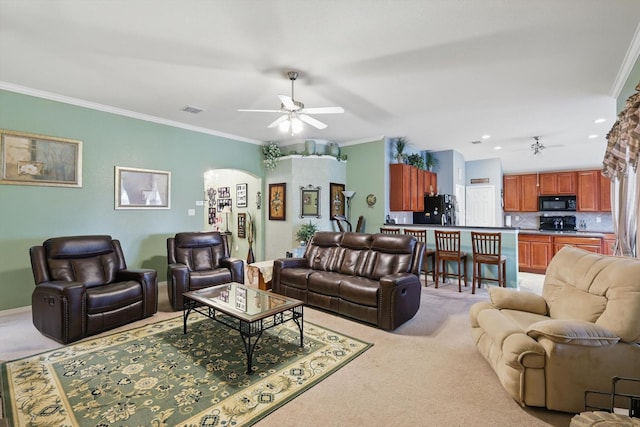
[539,195,577,211]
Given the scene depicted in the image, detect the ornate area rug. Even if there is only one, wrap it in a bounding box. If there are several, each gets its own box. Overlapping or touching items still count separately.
[1,314,371,426]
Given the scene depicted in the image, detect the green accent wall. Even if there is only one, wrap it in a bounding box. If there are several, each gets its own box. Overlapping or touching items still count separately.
[617,55,640,112]
[342,139,386,233]
[0,90,263,310]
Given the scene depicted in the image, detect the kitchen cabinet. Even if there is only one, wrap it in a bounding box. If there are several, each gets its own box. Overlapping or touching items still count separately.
[602,233,616,255]
[503,174,538,212]
[539,172,576,195]
[554,236,602,254]
[390,164,436,212]
[599,174,612,212]
[577,170,599,212]
[576,169,612,212]
[518,234,553,273]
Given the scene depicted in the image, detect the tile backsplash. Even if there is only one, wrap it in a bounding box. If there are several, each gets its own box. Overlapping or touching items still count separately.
[507,212,613,232]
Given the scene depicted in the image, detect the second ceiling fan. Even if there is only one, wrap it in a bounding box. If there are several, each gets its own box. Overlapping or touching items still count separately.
[238,71,344,135]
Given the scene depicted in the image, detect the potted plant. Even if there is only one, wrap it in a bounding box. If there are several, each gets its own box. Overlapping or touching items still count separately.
[393,137,408,163]
[407,153,425,169]
[425,151,439,171]
[296,221,318,246]
[263,142,282,171]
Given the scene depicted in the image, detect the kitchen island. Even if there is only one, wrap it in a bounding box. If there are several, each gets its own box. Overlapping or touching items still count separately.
[394,224,519,289]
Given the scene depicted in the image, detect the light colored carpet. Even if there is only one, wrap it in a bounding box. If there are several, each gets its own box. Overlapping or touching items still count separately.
[1,276,572,426]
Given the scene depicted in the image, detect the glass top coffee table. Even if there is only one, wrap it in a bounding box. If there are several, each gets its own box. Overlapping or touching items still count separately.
[183,282,303,374]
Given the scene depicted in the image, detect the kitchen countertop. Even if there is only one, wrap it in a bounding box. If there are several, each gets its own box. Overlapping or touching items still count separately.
[518,229,614,238]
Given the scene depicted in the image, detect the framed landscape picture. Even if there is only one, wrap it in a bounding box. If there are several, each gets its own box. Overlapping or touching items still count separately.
[268,183,286,221]
[0,129,82,188]
[115,166,171,209]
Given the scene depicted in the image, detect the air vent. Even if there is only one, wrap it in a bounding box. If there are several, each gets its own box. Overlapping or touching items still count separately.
[180,105,205,114]
[471,140,482,144]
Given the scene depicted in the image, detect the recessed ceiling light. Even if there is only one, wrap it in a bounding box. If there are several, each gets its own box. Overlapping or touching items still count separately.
[481,134,491,139]
[494,146,502,150]
[588,134,598,139]
[594,118,606,124]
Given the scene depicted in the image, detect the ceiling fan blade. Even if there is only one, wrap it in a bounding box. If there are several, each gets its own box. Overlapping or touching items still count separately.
[238,109,282,113]
[301,106,345,114]
[267,115,289,128]
[278,95,297,110]
[299,114,328,129]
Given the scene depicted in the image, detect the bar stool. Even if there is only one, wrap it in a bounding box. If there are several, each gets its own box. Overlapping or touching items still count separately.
[380,227,401,234]
[471,231,506,294]
[403,228,436,283]
[434,230,468,292]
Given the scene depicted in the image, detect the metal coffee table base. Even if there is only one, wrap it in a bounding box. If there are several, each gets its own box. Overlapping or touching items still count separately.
[183,302,304,374]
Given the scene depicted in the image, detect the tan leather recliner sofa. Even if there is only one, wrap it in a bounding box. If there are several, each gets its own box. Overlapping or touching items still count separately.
[470,246,640,413]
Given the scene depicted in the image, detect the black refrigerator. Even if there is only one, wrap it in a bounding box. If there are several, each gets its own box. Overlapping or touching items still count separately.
[413,195,456,225]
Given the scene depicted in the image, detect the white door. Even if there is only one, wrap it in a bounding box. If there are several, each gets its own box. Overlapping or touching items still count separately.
[455,184,466,226]
[466,185,496,227]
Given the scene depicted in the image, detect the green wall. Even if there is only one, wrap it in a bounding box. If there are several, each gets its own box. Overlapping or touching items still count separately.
[342,139,386,233]
[0,90,263,310]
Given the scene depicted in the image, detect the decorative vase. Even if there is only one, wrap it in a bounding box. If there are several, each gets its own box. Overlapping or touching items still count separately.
[246,244,255,264]
[305,140,316,155]
[328,143,340,157]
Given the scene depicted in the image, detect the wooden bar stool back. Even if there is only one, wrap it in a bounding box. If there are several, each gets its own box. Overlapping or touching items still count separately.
[403,228,436,282]
[434,230,468,292]
[471,231,506,294]
[380,227,401,234]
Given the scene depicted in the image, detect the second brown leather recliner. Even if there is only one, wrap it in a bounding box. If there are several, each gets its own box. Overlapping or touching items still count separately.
[166,231,244,311]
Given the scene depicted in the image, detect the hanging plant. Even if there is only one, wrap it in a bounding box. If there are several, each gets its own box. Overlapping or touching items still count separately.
[263,142,282,171]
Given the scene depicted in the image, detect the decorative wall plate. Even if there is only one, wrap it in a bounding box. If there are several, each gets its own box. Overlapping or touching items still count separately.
[366,194,377,207]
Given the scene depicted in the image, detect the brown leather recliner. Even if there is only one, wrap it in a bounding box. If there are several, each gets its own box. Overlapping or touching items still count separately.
[30,235,158,344]
[167,231,244,311]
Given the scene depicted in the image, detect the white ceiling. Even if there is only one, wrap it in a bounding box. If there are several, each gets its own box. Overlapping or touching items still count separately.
[1,1,640,173]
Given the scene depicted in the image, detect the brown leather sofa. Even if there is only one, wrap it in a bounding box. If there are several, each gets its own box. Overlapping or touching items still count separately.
[272,231,424,330]
[167,231,244,311]
[30,235,158,344]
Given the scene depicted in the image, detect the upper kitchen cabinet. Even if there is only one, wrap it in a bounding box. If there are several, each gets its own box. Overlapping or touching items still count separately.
[503,174,539,212]
[539,172,576,195]
[390,164,436,212]
[577,169,610,212]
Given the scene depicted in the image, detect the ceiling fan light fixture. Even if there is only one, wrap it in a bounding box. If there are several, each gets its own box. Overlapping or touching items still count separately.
[291,117,304,134]
[278,119,291,133]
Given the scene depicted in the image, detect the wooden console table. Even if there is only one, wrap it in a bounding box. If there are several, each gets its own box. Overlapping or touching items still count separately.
[247,260,274,290]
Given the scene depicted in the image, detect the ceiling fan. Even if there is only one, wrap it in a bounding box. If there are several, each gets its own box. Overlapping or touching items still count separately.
[238,71,344,135]
[530,136,564,156]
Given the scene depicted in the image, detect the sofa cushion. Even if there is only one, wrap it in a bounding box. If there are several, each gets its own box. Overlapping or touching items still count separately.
[86,281,142,314]
[339,276,379,307]
[189,269,232,289]
[308,272,341,297]
[278,268,313,290]
[548,285,606,323]
[489,287,547,315]
[544,246,640,343]
[527,319,620,347]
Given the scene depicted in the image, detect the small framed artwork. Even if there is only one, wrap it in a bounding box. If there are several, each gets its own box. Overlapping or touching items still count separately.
[115,166,171,209]
[300,184,321,218]
[236,183,247,208]
[0,129,83,188]
[218,186,230,198]
[269,183,286,221]
[237,213,246,238]
[330,182,345,217]
[218,198,232,211]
